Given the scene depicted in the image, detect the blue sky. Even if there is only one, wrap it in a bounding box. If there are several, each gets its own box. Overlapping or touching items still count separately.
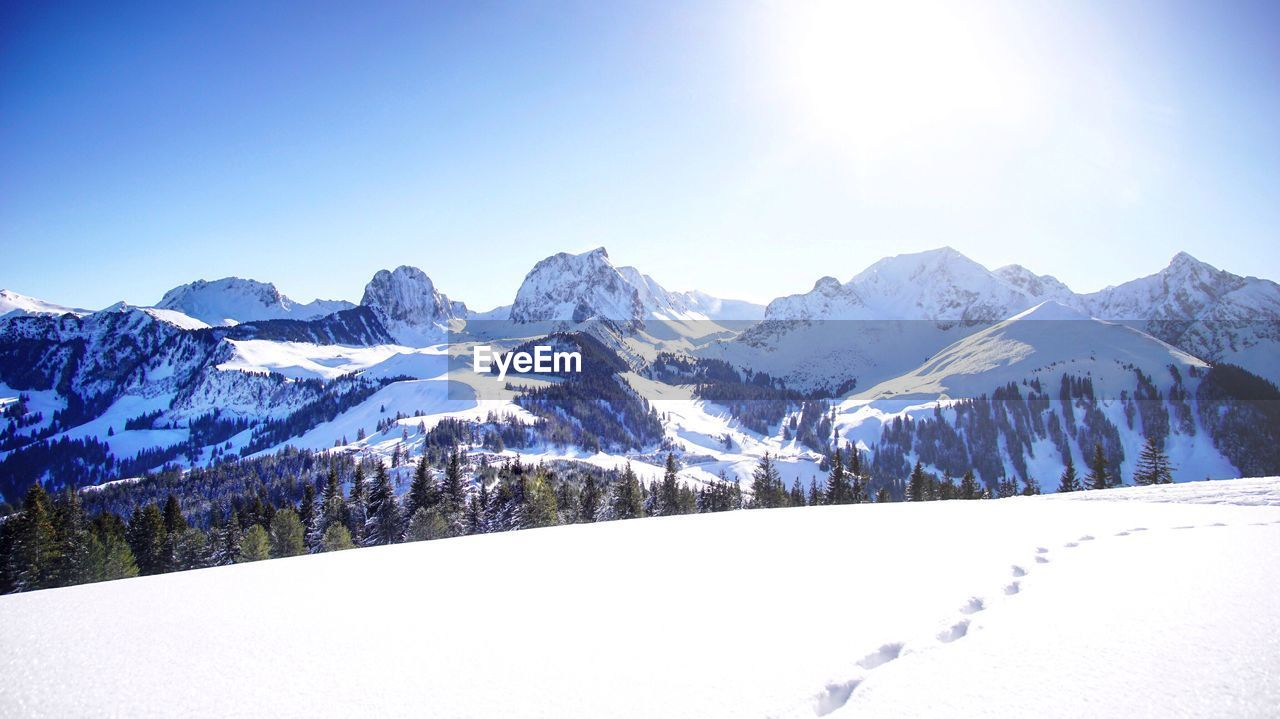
[2,0,1278,311]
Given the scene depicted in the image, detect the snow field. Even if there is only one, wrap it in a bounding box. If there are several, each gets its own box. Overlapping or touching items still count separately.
[1,479,1277,718]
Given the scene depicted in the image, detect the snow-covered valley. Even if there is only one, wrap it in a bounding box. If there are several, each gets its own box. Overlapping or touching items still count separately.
[2,478,1277,718]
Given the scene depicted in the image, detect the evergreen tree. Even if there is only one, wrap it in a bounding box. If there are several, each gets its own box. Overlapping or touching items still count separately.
[214,508,242,565]
[750,453,784,509]
[807,478,820,507]
[238,525,270,562]
[874,487,892,503]
[406,455,437,518]
[610,463,645,519]
[363,462,402,546]
[299,483,317,542]
[959,470,979,500]
[1086,442,1110,490]
[908,462,927,502]
[52,488,91,586]
[658,453,681,516]
[1057,455,1081,493]
[347,464,368,544]
[516,472,559,529]
[406,507,450,541]
[580,474,601,522]
[126,503,168,575]
[269,509,306,558]
[1134,435,1175,485]
[789,479,805,507]
[441,449,466,516]
[173,527,208,570]
[9,485,60,590]
[162,494,187,535]
[321,523,354,552]
[824,449,848,505]
[1022,476,1042,496]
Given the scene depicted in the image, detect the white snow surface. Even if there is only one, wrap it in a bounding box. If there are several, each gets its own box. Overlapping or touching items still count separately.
[2,478,1278,718]
[0,289,87,319]
[156,277,353,326]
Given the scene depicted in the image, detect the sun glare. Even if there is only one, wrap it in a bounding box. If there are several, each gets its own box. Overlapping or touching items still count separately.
[770,0,1037,155]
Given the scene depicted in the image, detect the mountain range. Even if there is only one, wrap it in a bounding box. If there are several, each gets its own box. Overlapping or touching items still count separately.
[2,246,1278,503]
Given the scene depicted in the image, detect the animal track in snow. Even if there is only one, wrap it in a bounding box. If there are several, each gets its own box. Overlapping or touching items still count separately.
[1035,556,1050,564]
[1011,565,1027,577]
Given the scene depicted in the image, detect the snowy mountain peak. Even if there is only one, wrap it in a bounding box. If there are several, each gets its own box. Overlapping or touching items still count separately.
[157,277,353,326]
[510,247,643,325]
[1007,300,1091,322]
[360,266,464,343]
[0,289,87,319]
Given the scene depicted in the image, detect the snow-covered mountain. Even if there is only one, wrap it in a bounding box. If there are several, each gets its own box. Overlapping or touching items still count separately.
[510,247,645,326]
[508,247,763,327]
[764,247,1046,323]
[855,301,1205,401]
[360,266,465,344]
[0,289,88,319]
[617,266,764,321]
[3,245,1279,504]
[1081,252,1280,384]
[156,278,354,326]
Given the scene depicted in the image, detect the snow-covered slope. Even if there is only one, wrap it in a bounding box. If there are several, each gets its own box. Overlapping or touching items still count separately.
[156,277,354,326]
[857,301,1206,401]
[617,266,765,321]
[2,478,1277,718]
[1082,252,1280,384]
[0,289,87,319]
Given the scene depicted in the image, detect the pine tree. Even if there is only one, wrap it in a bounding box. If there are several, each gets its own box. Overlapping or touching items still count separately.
[214,508,242,565]
[1086,442,1109,490]
[126,503,168,575]
[406,507,450,541]
[807,478,820,507]
[610,463,645,520]
[10,485,61,591]
[1134,435,1175,485]
[441,449,465,516]
[750,453,784,509]
[363,462,402,546]
[516,472,559,529]
[299,483,317,543]
[321,523,354,552]
[173,527,208,570]
[1057,455,1081,493]
[581,474,601,522]
[406,455,437,518]
[238,525,270,562]
[347,464,368,544]
[959,470,978,500]
[162,494,187,535]
[1022,476,1042,496]
[908,462,927,502]
[658,453,681,516]
[825,449,848,505]
[269,509,306,558]
[874,487,892,503]
[52,488,90,586]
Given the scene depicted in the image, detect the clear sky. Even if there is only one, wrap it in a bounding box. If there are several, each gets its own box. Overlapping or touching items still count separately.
[2,0,1278,311]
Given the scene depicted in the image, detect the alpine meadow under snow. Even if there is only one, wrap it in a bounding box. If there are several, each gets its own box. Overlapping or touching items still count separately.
[2,478,1278,718]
